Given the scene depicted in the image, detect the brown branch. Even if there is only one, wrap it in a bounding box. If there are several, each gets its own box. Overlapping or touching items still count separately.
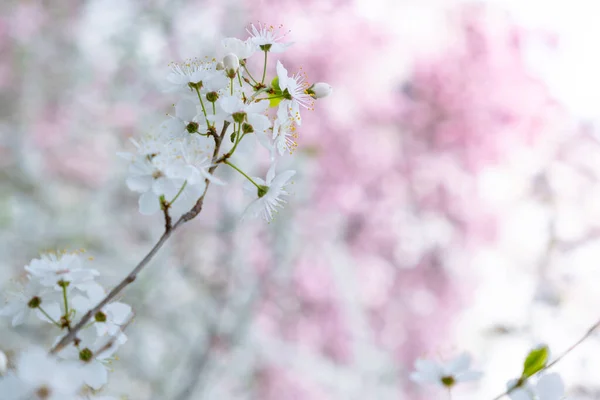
[160,197,172,231]
[50,122,230,355]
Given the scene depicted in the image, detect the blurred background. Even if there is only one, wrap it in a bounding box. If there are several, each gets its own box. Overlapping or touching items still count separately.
[2,0,600,399]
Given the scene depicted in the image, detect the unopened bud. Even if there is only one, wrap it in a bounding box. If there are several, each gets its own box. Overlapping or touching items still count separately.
[216,62,224,71]
[0,350,7,375]
[223,53,239,78]
[232,111,246,124]
[206,91,219,103]
[242,123,254,134]
[307,82,332,99]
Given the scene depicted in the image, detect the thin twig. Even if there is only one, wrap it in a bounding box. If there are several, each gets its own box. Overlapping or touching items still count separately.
[491,318,600,399]
[50,122,230,355]
[160,197,172,231]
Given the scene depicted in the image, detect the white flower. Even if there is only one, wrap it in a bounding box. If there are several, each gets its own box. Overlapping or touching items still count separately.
[25,252,99,288]
[122,139,196,216]
[508,373,565,400]
[0,280,56,326]
[276,61,313,126]
[161,99,207,139]
[247,23,293,53]
[410,353,482,388]
[222,37,256,59]
[219,94,269,123]
[0,347,84,400]
[168,135,222,186]
[71,285,132,340]
[164,59,227,93]
[273,103,298,156]
[57,330,124,391]
[243,164,295,222]
[308,82,333,99]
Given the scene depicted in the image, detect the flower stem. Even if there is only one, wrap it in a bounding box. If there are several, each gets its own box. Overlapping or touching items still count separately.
[237,71,243,87]
[38,306,62,328]
[169,180,188,205]
[261,50,268,84]
[228,123,243,156]
[194,87,210,127]
[243,64,258,85]
[224,161,261,190]
[230,78,234,95]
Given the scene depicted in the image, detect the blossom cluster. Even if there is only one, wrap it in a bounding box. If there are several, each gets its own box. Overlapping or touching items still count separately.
[119,23,332,222]
[0,251,129,399]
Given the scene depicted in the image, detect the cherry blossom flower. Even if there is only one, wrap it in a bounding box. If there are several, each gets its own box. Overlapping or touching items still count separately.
[247,23,293,53]
[57,330,125,390]
[410,352,482,388]
[164,59,227,93]
[219,94,269,123]
[161,99,207,138]
[276,61,313,125]
[25,252,99,289]
[273,103,298,155]
[222,37,256,60]
[0,347,84,400]
[0,280,59,326]
[508,373,565,400]
[243,164,295,222]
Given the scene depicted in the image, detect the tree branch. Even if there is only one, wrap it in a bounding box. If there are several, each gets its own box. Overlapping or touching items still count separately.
[50,121,230,355]
[491,318,600,399]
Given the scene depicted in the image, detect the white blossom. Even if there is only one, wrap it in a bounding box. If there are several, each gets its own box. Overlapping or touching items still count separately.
[276,61,313,126]
[243,164,295,221]
[247,23,293,53]
[57,330,124,390]
[164,59,227,93]
[508,373,565,400]
[273,103,298,155]
[25,252,99,289]
[161,99,207,139]
[219,94,269,122]
[410,353,482,388]
[222,37,256,59]
[0,347,84,400]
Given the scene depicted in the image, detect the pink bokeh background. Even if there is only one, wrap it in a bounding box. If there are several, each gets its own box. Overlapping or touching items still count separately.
[2,0,599,399]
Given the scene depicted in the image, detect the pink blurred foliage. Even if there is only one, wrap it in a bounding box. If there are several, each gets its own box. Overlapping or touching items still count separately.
[401,4,564,171]
[244,2,568,398]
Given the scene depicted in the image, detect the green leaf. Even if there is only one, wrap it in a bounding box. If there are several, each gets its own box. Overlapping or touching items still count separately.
[271,76,281,93]
[269,97,283,108]
[522,346,549,378]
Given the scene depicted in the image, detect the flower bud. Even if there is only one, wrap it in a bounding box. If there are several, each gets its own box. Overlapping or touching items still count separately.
[206,91,219,103]
[242,122,254,134]
[232,111,246,124]
[307,82,332,99]
[0,350,7,375]
[223,53,240,78]
[216,62,224,71]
